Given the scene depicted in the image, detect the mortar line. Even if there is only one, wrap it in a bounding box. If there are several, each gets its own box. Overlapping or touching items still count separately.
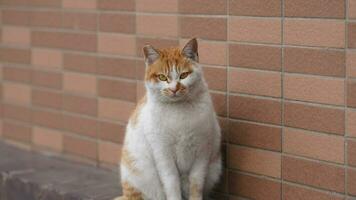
[345,0,349,197]
[281,0,286,199]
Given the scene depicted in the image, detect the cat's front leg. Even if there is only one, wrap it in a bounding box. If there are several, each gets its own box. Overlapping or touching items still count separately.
[149,141,182,200]
[188,158,209,200]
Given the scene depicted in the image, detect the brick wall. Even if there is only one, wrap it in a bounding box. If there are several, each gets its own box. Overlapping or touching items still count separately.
[0,0,355,199]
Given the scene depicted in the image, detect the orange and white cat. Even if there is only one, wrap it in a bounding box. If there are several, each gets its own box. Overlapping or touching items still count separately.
[115,38,222,200]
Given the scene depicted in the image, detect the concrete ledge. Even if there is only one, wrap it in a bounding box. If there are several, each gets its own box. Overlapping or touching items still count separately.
[0,142,121,200]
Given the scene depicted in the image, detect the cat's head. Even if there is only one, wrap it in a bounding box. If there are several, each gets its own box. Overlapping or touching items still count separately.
[143,38,205,103]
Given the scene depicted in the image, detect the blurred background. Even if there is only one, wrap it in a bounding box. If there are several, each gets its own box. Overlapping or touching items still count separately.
[0,0,355,199]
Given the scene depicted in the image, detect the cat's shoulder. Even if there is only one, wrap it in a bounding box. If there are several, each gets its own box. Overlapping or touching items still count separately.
[128,95,147,127]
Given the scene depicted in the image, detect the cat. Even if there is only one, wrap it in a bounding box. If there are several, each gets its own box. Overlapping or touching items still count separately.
[114,38,222,200]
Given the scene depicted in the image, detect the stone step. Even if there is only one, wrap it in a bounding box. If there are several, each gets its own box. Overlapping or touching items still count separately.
[0,142,121,200]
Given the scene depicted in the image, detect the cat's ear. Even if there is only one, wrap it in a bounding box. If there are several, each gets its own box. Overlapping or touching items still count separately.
[182,38,198,62]
[143,45,160,66]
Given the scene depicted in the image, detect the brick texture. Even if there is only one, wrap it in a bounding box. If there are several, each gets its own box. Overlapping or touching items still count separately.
[0,1,354,199]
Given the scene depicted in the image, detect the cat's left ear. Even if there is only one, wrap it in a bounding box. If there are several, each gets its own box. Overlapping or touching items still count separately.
[182,38,199,62]
[143,45,160,66]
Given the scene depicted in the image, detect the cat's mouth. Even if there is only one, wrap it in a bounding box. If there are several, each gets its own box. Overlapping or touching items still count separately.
[161,90,188,102]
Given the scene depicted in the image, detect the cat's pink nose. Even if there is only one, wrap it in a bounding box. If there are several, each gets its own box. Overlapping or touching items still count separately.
[169,87,179,94]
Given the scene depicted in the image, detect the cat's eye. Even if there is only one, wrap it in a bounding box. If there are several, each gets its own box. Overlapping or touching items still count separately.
[158,74,168,81]
[180,72,190,79]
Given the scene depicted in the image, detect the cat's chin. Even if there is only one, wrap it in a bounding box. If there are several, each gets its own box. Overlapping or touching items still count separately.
[161,93,188,103]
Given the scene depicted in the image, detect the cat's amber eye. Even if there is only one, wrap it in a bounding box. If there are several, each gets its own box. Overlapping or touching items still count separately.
[158,74,168,81]
[180,72,190,79]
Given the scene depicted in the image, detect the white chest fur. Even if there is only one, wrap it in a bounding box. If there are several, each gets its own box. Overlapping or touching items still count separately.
[142,94,216,173]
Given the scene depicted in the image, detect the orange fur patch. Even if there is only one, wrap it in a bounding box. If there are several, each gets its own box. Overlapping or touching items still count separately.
[190,179,202,199]
[120,182,143,200]
[129,95,147,127]
[121,148,139,174]
[145,47,193,82]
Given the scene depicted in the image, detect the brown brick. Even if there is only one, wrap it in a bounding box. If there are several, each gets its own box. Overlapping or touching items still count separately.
[62,94,97,116]
[98,98,135,122]
[62,12,97,31]
[229,120,281,151]
[284,47,345,77]
[211,92,227,117]
[284,102,345,135]
[136,82,146,102]
[229,172,281,200]
[32,49,62,70]
[98,121,125,144]
[349,23,356,49]
[348,168,356,196]
[3,104,32,123]
[0,47,31,64]
[229,68,281,97]
[282,156,345,192]
[3,66,32,83]
[1,0,27,6]
[2,10,31,26]
[229,17,281,44]
[30,11,61,28]
[229,145,281,178]
[28,0,62,7]
[62,114,97,138]
[98,0,135,11]
[348,140,356,167]
[284,19,345,48]
[229,95,281,125]
[63,135,97,160]
[33,127,62,152]
[350,0,356,19]
[203,66,226,91]
[180,17,227,40]
[2,27,30,46]
[229,44,281,71]
[136,0,177,12]
[284,74,345,105]
[32,31,97,52]
[3,83,31,105]
[136,37,179,57]
[284,128,344,163]
[285,0,345,18]
[198,41,227,66]
[97,57,136,79]
[348,51,356,78]
[33,109,62,129]
[32,89,62,110]
[63,73,96,96]
[98,34,136,56]
[62,0,96,9]
[98,141,122,164]
[229,0,281,17]
[137,61,146,80]
[178,0,226,14]
[348,109,356,138]
[32,70,62,89]
[348,80,356,108]
[99,13,135,34]
[3,121,32,144]
[283,184,344,200]
[137,15,178,38]
[63,53,97,74]
[98,79,136,102]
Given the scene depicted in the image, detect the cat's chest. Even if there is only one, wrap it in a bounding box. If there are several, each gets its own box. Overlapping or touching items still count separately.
[146,103,214,171]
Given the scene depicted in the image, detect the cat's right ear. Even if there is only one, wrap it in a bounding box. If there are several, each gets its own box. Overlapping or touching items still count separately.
[143,45,160,66]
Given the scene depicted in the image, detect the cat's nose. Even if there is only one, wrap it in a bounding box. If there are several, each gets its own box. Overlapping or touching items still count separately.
[169,87,179,94]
